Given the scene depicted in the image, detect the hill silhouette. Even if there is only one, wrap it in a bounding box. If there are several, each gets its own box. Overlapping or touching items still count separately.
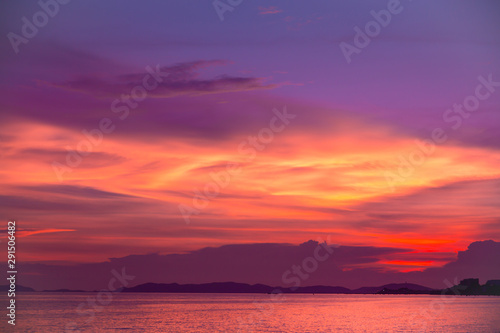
[120,279,499,295]
[0,285,35,292]
[119,282,436,294]
[10,278,500,295]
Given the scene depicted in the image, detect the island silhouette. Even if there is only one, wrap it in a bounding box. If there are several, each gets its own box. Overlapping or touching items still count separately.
[118,278,500,295]
[3,278,499,295]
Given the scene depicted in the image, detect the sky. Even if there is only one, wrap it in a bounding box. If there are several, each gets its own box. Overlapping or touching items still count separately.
[0,0,499,288]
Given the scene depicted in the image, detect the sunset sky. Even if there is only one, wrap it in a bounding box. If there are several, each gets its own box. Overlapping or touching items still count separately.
[1,0,500,279]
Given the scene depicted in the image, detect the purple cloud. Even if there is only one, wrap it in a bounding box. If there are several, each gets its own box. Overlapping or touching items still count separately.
[50,60,277,98]
[14,240,500,290]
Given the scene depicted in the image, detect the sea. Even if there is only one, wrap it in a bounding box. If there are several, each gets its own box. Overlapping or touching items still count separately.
[2,293,500,332]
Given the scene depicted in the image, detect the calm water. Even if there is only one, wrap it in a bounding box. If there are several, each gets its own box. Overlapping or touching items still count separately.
[2,293,500,332]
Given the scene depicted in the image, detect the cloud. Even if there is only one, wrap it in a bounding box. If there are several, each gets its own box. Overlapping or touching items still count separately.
[17,148,127,169]
[0,184,180,225]
[11,240,395,290]
[282,14,324,31]
[16,184,136,199]
[407,240,500,287]
[259,6,283,15]
[16,228,76,238]
[15,239,499,291]
[50,60,277,99]
[354,178,500,242]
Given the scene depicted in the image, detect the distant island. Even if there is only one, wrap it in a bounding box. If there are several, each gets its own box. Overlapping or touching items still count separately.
[120,278,500,295]
[377,279,500,296]
[42,288,86,293]
[0,285,35,292]
[3,278,499,295]
[117,281,433,294]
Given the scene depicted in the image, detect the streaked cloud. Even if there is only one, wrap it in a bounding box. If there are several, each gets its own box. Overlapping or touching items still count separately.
[259,6,283,15]
[0,0,498,286]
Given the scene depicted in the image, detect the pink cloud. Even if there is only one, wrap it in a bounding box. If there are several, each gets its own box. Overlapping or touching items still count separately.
[258,6,283,15]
